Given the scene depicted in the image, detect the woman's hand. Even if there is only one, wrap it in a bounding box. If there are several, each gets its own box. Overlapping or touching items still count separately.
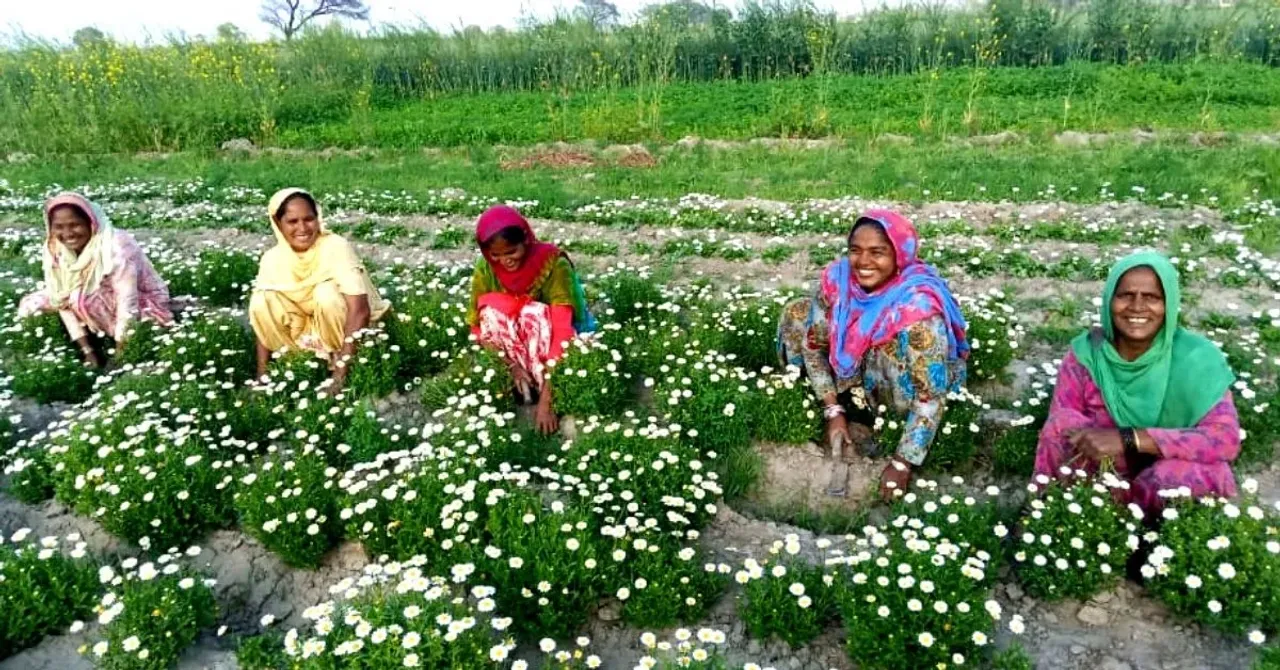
[534,391,559,435]
[880,456,913,501]
[826,414,852,449]
[1069,429,1124,462]
[76,337,103,369]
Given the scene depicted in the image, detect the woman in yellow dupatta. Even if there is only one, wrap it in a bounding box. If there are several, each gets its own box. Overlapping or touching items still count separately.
[249,188,389,391]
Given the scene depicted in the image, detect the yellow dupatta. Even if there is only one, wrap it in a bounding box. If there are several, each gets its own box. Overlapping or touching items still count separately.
[254,188,388,318]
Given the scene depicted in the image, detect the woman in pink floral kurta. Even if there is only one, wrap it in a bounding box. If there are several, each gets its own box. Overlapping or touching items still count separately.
[1033,251,1238,515]
[17,193,173,366]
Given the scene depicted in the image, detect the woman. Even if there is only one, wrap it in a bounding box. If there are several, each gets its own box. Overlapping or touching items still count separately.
[467,205,595,434]
[1033,251,1239,515]
[778,209,969,499]
[249,188,389,392]
[18,193,173,367]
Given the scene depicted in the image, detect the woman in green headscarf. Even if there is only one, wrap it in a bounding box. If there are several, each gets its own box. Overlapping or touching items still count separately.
[1033,251,1240,514]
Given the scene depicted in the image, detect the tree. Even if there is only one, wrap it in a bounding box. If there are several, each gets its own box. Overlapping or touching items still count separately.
[72,27,106,49]
[576,0,620,28]
[216,23,247,42]
[259,0,370,41]
[639,0,717,28]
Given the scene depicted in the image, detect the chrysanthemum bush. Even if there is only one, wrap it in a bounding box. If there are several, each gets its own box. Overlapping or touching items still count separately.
[1234,376,1280,469]
[690,292,795,372]
[233,445,341,568]
[548,336,633,418]
[594,268,665,324]
[159,247,258,307]
[152,308,255,379]
[1144,482,1280,639]
[420,346,514,410]
[379,269,470,378]
[45,399,239,549]
[1015,472,1141,601]
[1,312,99,403]
[257,556,514,670]
[833,481,1017,670]
[991,363,1055,476]
[82,547,217,670]
[634,628,732,670]
[341,326,403,397]
[736,543,838,649]
[959,290,1021,384]
[0,530,99,659]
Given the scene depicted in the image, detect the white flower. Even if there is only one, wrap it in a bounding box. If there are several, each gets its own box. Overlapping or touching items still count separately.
[402,632,421,649]
[918,632,935,648]
[1185,575,1202,589]
[972,631,988,646]
[789,583,805,597]
[261,614,276,627]
[1208,600,1223,614]
[92,641,109,657]
[1217,563,1237,580]
[1249,631,1266,645]
[540,638,556,653]
[403,653,420,667]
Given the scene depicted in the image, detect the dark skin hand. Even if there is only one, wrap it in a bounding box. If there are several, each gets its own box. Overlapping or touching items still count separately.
[76,336,103,369]
[534,381,559,434]
[1068,428,1159,462]
[880,456,913,501]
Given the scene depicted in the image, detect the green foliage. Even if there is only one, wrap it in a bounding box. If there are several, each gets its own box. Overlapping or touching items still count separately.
[6,354,99,404]
[963,291,1020,384]
[1145,489,1280,638]
[738,560,837,649]
[234,634,288,670]
[420,347,514,410]
[1014,476,1139,602]
[155,310,255,379]
[162,248,258,307]
[234,448,340,568]
[88,552,217,670]
[549,337,633,417]
[381,285,469,379]
[991,644,1035,670]
[0,535,100,659]
[597,272,665,324]
[342,327,403,397]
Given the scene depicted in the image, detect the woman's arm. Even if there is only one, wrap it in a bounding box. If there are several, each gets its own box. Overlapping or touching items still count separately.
[1141,392,1241,464]
[799,287,839,401]
[331,293,372,388]
[111,260,141,345]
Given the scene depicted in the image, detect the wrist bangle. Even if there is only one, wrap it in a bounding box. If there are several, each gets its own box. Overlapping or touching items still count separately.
[823,404,845,420]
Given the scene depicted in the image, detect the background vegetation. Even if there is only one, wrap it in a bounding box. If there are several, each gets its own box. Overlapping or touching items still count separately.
[3,0,1280,153]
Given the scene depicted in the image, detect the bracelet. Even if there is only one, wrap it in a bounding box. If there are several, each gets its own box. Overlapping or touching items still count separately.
[823,404,845,420]
[1119,428,1138,461]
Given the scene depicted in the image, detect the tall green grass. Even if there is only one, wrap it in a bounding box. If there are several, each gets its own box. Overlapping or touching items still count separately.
[2,0,1280,153]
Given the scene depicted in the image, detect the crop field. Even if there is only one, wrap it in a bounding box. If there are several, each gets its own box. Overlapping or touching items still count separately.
[0,170,1277,670]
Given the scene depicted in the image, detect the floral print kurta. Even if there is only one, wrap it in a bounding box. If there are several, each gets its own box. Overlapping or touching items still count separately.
[778,290,966,466]
[1033,349,1240,513]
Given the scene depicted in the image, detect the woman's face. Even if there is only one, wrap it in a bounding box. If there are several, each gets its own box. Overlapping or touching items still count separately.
[848,223,898,291]
[50,205,93,255]
[276,197,320,252]
[487,237,527,272]
[1110,266,1166,348]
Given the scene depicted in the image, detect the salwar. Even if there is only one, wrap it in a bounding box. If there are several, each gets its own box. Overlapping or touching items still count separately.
[250,281,351,354]
[474,292,575,394]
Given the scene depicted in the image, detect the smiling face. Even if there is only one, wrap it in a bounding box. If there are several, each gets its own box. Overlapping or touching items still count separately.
[275,195,321,252]
[485,235,528,272]
[848,222,898,292]
[1110,266,1166,354]
[49,204,93,255]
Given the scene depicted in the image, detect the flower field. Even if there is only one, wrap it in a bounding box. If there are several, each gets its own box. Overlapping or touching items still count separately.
[0,178,1278,670]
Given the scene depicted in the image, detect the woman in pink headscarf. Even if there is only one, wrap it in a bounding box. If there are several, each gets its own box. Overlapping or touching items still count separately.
[778,209,969,499]
[467,205,596,434]
[17,193,173,367]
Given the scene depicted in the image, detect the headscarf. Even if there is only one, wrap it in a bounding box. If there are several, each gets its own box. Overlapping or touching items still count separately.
[255,188,369,303]
[819,209,969,381]
[1071,251,1234,428]
[475,205,562,295]
[41,193,116,314]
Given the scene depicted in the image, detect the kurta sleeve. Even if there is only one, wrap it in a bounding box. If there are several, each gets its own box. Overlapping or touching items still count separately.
[893,317,951,466]
[540,257,576,307]
[1145,392,1241,464]
[794,285,838,399]
[466,259,493,329]
[111,262,141,341]
[1033,350,1095,478]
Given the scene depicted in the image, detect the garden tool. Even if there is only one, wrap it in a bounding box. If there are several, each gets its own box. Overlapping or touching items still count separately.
[825,432,849,497]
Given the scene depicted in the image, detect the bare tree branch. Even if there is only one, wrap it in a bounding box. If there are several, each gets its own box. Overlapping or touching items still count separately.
[259,0,370,40]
